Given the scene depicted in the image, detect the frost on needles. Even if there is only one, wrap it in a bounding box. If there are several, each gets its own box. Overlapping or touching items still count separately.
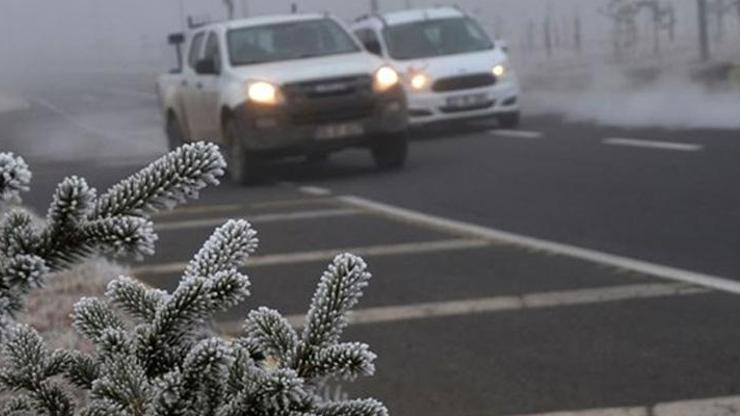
[0,143,226,334]
[0,146,387,416]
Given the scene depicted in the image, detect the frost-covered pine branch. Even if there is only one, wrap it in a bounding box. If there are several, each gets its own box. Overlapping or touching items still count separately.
[1,216,387,416]
[0,143,226,335]
[0,153,31,205]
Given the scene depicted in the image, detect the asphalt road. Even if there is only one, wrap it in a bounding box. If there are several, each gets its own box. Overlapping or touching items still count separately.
[3,75,740,416]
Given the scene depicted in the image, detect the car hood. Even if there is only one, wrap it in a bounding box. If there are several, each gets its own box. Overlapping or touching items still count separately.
[230,52,386,85]
[394,48,508,79]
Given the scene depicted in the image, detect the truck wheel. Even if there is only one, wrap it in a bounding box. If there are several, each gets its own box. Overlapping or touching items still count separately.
[371,132,408,170]
[497,112,521,129]
[224,118,261,184]
[166,115,185,151]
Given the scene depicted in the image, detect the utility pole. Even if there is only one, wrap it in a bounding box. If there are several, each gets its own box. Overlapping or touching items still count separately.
[241,0,249,18]
[698,0,711,61]
[223,0,235,19]
[574,13,582,52]
[370,0,380,13]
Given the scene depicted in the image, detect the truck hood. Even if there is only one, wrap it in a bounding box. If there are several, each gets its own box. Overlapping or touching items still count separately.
[229,52,386,85]
[395,49,508,80]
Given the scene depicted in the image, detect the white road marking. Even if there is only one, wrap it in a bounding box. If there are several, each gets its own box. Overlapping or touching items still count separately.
[299,186,332,196]
[340,195,740,295]
[153,204,244,218]
[603,138,703,152]
[218,282,705,334]
[34,98,115,139]
[132,239,488,276]
[153,197,339,218]
[490,129,544,139]
[513,395,740,416]
[154,208,364,231]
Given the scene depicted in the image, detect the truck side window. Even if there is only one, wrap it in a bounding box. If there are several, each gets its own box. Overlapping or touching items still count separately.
[203,32,221,73]
[188,32,206,69]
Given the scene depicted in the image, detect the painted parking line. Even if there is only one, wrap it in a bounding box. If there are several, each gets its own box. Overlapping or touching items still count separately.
[512,395,740,416]
[132,238,488,276]
[339,195,740,295]
[490,130,544,139]
[220,282,706,334]
[153,197,339,218]
[602,138,703,152]
[154,208,364,232]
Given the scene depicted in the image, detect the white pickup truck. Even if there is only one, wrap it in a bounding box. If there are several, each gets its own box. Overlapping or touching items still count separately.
[157,14,409,183]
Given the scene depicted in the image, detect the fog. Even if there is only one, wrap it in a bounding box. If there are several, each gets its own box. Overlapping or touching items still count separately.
[1,0,739,161]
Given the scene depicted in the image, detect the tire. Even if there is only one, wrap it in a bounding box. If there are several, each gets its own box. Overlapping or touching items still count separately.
[166,114,185,151]
[371,132,408,170]
[497,112,521,129]
[223,118,261,184]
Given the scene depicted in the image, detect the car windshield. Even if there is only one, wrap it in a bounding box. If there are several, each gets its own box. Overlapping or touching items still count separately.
[383,17,494,60]
[228,19,360,66]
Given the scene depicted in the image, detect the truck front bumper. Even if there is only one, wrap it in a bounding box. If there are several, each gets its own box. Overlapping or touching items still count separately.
[230,86,407,157]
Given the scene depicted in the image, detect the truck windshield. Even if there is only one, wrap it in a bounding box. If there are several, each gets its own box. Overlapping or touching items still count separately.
[383,17,494,60]
[228,19,360,66]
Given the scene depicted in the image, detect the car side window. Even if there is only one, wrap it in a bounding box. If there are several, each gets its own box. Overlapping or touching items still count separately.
[203,32,221,73]
[188,32,206,69]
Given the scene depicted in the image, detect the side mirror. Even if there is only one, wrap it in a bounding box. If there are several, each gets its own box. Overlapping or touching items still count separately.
[363,40,383,56]
[195,58,219,75]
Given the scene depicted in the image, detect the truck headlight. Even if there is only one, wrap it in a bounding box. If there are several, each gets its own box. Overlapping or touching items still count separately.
[247,81,283,105]
[410,72,430,90]
[492,63,507,78]
[374,66,400,92]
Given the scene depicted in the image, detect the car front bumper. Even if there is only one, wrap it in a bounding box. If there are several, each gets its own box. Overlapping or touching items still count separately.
[406,79,520,125]
[230,86,407,157]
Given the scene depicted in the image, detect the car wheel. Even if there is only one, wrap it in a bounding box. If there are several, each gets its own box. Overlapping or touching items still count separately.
[224,118,261,185]
[497,112,521,129]
[166,114,185,151]
[372,132,408,170]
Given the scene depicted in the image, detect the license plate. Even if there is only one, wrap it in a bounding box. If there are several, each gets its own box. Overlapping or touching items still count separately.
[315,123,364,140]
[446,93,489,108]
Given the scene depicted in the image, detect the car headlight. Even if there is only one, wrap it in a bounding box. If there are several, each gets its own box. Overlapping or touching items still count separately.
[409,72,431,90]
[492,63,507,78]
[247,81,283,105]
[374,66,400,92]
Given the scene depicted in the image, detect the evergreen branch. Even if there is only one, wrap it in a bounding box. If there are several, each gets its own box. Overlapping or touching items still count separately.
[185,219,258,279]
[106,276,168,322]
[243,307,299,368]
[301,342,376,381]
[45,176,96,238]
[72,297,125,342]
[317,399,388,416]
[92,142,226,219]
[0,153,31,204]
[303,254,371,348]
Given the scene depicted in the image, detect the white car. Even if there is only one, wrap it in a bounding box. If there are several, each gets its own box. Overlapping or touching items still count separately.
[157,14,409,183]
[351,7,521,128]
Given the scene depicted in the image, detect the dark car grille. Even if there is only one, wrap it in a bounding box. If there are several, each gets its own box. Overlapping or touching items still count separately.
[283,74,375,125]
[432,73,497,92]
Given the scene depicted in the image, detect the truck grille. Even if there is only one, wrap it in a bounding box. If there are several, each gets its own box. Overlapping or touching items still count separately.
[290,103,374,125]
[432,73,496,92]
[284,75,373,99]
[284,74,375,125]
